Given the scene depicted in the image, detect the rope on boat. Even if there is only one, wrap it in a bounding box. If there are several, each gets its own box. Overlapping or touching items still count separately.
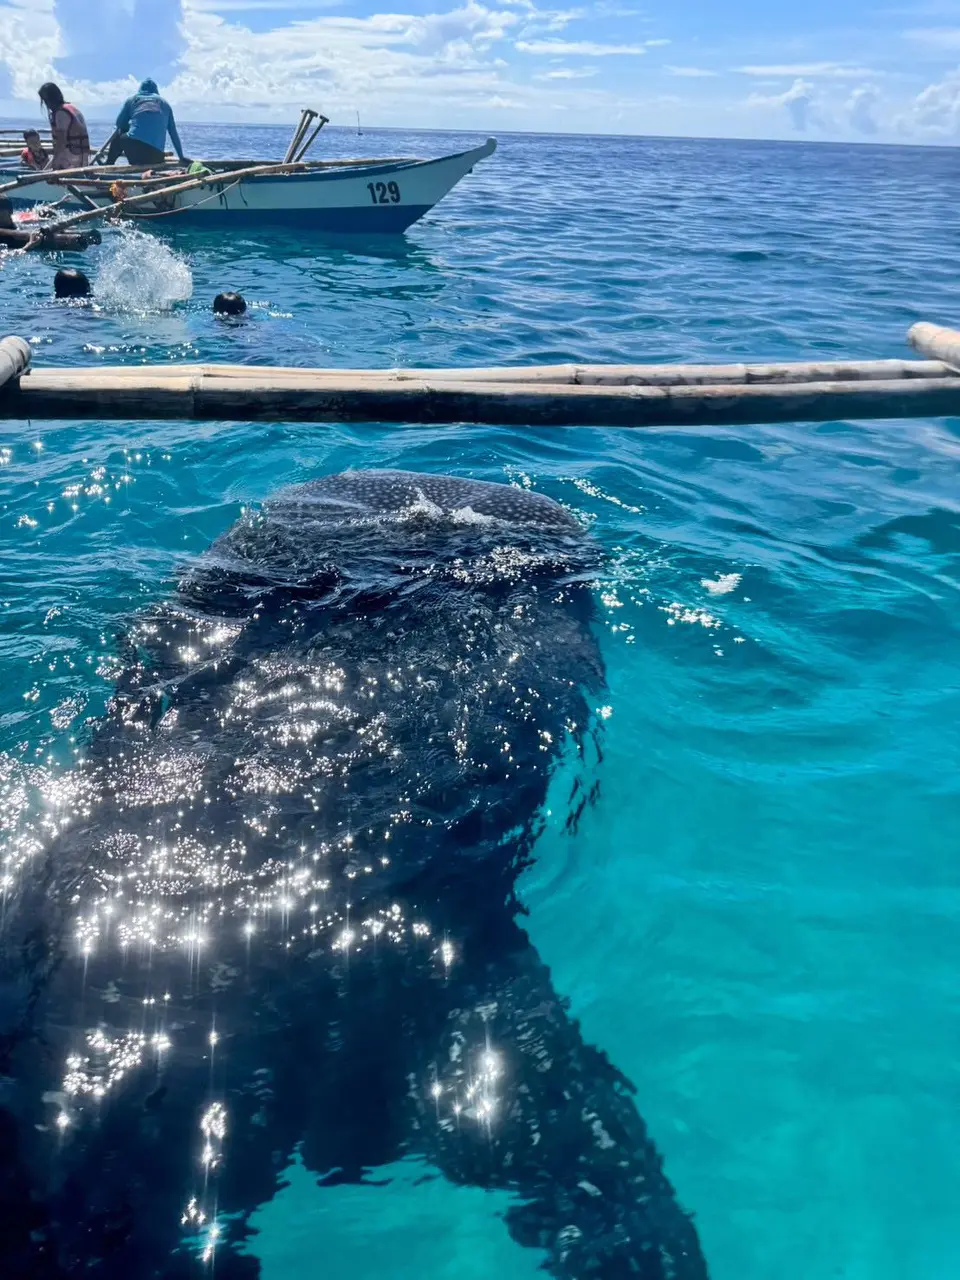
[119,178,244,221]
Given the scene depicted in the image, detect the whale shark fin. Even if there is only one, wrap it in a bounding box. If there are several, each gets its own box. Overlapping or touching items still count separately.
[408,918,709,1280]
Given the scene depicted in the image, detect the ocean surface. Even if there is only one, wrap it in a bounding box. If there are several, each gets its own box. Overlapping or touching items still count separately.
[1,124,959,1279]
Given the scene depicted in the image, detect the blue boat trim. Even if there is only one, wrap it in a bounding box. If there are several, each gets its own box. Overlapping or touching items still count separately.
[152,205,430,232]
[5,202,433,232]
[5,202,433,231]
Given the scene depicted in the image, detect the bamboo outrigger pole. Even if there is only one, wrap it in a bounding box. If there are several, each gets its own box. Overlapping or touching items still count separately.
[2,324,960,428]
[0,337,31,389]
[45,160,319,232]
[908,321,960,370]
[0,155,199,200]
[0,162,139,198]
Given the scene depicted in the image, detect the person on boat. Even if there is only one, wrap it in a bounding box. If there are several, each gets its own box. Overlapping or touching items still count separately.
[20,129,49,170]
[38,83,90,170]
[107,79,187,168]
[0,197,100,253]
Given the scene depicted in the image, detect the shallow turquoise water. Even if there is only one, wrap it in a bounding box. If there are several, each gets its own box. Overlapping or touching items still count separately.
[1,126,959,1279]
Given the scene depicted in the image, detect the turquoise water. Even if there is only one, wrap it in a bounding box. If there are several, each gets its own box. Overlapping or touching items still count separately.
[2,126,960,1279]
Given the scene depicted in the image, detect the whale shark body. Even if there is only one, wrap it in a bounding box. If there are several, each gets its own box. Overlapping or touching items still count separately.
[0,471,708,1279]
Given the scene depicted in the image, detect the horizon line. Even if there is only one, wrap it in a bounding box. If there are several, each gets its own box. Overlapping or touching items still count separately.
[0,115,956,152]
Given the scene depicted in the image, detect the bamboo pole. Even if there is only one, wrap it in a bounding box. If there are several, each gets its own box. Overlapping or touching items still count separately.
[283,110,316,164]
[0,154,417,204]
[293,115,330,163]
[3,324,959,428]
[46,161,318,232]
[45,358,952,386]
[63,156,415,192]
[4,368,960,427]
[0,163,118,196]
[0,337,30,388]
[0,156,184,196]
[90,130,118,166]
[65,162,314,192]
[907,322,960,373]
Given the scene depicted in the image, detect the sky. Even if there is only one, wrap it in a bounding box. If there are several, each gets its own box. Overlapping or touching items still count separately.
[1,0,960,141]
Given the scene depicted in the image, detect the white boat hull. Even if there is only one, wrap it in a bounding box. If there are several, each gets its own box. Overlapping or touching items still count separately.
[4,139,496,233]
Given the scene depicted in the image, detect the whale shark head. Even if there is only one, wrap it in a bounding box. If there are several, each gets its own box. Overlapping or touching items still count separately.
[173,469,598,618]
[83,471,605,907]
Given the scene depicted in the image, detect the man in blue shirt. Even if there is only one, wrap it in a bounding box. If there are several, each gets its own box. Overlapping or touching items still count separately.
[106,79,187,167]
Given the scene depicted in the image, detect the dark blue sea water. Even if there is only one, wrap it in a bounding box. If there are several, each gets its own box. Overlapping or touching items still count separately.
[1,125,959,1280]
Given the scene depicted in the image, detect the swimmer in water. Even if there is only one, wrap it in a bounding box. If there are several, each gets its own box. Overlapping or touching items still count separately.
[54,267,91,298]
[0,198,101,253]
[213,291,247,316]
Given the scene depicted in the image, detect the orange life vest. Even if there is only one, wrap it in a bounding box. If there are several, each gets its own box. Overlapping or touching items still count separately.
[50,103,89,157]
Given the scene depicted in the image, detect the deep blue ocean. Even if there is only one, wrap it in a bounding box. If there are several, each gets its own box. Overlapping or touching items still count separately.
[1,124,959,1280]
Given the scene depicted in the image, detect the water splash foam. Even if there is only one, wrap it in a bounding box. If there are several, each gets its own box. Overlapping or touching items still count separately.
[94,226,193,313]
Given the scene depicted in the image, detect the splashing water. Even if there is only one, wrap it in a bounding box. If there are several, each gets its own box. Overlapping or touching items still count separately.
[94,226,193,313]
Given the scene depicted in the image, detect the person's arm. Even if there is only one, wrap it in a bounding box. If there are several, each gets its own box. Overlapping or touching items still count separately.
[115,97,133,133]
[166,106,186,162]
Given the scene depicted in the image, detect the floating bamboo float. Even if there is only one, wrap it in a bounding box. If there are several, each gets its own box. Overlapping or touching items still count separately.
[1,324,959,428]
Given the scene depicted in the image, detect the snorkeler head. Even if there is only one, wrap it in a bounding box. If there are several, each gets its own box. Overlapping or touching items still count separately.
[213,291,247,317]
[55,267,92,299]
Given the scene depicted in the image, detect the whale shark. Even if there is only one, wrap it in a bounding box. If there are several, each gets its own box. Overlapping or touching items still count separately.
[0,470,708,1279]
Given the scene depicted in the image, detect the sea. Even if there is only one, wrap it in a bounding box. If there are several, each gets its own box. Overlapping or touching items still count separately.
[1,124,959,1280]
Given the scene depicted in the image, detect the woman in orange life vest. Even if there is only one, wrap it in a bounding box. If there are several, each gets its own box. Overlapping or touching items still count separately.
[38,82,90,170]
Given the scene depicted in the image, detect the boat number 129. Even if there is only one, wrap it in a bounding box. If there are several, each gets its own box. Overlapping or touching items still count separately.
[367,181,402,205]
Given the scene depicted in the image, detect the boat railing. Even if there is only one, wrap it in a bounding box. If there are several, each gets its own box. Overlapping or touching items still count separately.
[12,156,426,191]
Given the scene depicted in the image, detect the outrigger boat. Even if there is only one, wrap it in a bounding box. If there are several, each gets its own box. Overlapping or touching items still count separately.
[0,112,497,236]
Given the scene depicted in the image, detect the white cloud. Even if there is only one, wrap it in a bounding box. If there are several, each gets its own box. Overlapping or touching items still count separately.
[11,0,660,133]
[900,67,960,135]
[903,26,960,49]
[0,0,60,98]
[405,0,518,53]
[189,0,343,8]
[535,66,598,78]
[737,62,874,79]
[0,0,533,119]
[157,0,523,115]
[516,37,654,54]
[53,0,186,83]
[847,84,880,134]
[666,65,718,78]
[748,76,818,131]
[516,5,585,33]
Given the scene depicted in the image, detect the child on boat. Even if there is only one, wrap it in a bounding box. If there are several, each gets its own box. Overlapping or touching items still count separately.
[20,130,49,170]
